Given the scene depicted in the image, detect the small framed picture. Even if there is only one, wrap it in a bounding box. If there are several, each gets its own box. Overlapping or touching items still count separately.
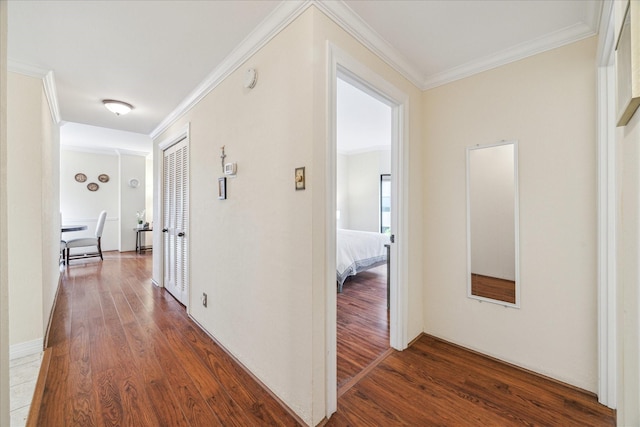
[218,177,227,200]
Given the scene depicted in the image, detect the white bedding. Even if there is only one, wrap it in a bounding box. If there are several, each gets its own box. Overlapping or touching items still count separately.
[337,229,390,291]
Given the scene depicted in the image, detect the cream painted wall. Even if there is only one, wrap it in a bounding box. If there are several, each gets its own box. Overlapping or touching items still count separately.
[336,152,350,229]
[119,154,146,251]
[337,149,390,232]
[60,150,120,251]
[423,37,598,392]
[7,71,60,354]
[153,6,423,424]
[60,150,147,252]
[40,77,60,344]
[616,106,640,425]
[155,10,317,423]
[8,72,44,347]
[145,155,153,246]
[0,2,9,422]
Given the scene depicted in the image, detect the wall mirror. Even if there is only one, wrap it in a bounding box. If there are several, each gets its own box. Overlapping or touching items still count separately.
[466,141,519,307]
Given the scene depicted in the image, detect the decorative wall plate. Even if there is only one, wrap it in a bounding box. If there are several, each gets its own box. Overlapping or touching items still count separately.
[75,173,87,183]
[87,182,99,192]
[98,174,110,183]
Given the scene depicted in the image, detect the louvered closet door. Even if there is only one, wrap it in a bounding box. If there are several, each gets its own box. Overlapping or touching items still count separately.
[162,138,189,305]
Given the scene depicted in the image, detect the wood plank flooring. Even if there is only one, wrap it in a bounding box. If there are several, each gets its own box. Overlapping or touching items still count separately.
[35,252,615,426]
[328,335,615,426]
[337,265,389,394]
[471,273,516,304]
[37,252,299,426]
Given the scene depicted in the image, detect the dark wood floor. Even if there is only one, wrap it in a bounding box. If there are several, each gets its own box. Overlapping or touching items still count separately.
[38,252,299,426]
[337,265,390,393]
[34,252,615,426]
[329,335,615,426]
[471,273,516,304]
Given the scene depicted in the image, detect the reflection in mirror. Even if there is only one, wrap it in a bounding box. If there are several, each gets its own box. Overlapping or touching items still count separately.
[467,141,519,307]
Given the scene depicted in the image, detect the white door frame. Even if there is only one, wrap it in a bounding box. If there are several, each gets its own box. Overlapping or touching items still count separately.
[157,123,191,311]
[325,42,410,417]
[596,0,617,409]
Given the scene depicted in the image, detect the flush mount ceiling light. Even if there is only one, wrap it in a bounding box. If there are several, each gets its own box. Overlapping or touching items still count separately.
[102,99,133,116]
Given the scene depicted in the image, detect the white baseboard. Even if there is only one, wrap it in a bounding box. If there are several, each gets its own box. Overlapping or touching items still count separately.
[10,338,43,360]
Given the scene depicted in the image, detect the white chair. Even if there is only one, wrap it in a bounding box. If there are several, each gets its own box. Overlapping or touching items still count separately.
[65,211,107,264]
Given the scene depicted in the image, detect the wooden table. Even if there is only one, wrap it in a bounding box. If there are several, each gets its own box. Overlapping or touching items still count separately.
[134,228,153,253]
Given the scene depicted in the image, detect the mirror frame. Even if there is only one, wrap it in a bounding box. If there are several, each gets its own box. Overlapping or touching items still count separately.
[466,140,520,308]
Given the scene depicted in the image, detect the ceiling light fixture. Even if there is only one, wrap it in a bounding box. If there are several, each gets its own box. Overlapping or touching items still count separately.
[102,99,133,116]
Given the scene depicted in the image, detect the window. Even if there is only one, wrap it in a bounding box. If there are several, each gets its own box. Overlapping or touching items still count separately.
[380,174,391,234]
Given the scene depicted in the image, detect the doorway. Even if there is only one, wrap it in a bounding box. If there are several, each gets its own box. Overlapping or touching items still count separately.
[336,76,392,394]
[161,135,189,306]
[326,44,410,416]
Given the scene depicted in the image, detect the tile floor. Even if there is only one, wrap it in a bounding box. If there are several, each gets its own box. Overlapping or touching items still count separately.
[9,353,42,427]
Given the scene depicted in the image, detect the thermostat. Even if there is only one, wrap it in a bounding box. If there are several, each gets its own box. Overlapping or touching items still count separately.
[224,162,237,176]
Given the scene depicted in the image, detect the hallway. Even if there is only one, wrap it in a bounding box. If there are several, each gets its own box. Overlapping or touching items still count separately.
[36,252,299,426]
[31,252,615,426]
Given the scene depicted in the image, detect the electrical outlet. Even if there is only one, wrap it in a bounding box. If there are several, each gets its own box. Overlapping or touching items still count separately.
[202,293,207,307]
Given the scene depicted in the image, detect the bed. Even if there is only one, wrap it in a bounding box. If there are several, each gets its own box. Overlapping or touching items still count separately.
[337,229,390,292]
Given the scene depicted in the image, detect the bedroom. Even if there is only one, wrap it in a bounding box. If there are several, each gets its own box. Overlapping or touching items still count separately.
[335,76,392,391]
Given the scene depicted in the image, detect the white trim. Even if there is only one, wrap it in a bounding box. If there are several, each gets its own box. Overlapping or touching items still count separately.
[597,0,616,67]
[325,45,338,418]
[61,216,118,223]
[61,144,149,157]
[10,338,43,360]
[7,59,48,78]
[42,71,61,124]
[317,1,600,91]
[596,0,617,409]
[155,123,190,308]
[327,42,410,418]
[149,1,310,140]
[424,22,597,90]
[157,123,190,151]
[332,46,410,350]
[315,1,424,89]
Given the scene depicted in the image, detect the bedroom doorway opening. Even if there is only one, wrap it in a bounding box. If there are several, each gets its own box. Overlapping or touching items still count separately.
[335,75,393,395]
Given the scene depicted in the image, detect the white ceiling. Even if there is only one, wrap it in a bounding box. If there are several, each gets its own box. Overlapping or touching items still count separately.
[337,78,391,154]
[7,0,601,146]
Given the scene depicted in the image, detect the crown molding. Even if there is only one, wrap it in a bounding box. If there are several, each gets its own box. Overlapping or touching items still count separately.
[61,144,120,156]
[61,144,150,158]
[150,0,601,137]
[8,60,62,124]
[7,59,48,78]
[43,71,61,124]
[586,0,604,35]
[423,22,598,90]
[313,0,424,89]
[150,0,312,140]
[596,0,614,66]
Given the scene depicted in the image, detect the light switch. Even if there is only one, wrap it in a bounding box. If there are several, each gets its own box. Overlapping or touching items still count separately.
[295,167,305,190]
